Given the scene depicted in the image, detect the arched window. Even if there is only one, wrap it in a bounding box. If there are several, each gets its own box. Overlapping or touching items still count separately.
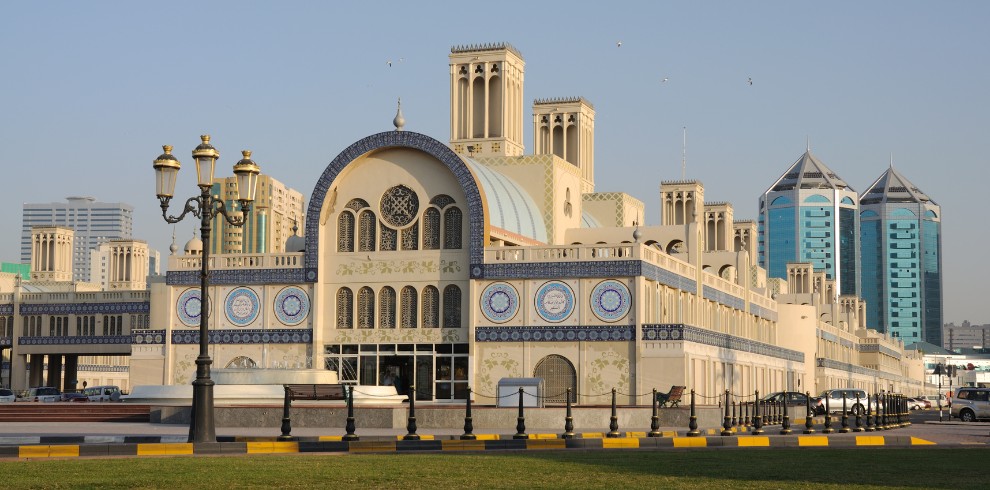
[359,210,376,252]
[423,208,441,250]
[336,287,354,329]
[422,286,439,328]
[50,316,55,336]
[357,287,375,329]
[534,354,577,404]
[380,223,397,251]
[444,207,462,249]
[338,212,355,252]
[379,286,396,329]
[400,286,417,328]
[443,285,461,328]
[401,223,419,250]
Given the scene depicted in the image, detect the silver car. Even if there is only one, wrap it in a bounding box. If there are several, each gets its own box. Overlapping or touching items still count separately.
[951,387,990,422]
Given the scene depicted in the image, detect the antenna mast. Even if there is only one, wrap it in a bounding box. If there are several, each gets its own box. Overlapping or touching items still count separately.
[681,127,687,180]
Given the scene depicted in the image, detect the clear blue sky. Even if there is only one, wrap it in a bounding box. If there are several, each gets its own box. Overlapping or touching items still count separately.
[1,1,986,324]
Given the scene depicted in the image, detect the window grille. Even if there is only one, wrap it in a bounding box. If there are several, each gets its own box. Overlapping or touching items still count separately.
[443,285,462,328]
[379,286,396,328]
[379,223,397,251]
[357,287,375,328]
[422,286,439,328]
[359,210,376,252]
[423,208,440,250]
[444,207,463,249]
[402,222,419,250]
[401,286,417,328]
[338,212,355,252]
[336,287,353,329]
[534,355,577,404]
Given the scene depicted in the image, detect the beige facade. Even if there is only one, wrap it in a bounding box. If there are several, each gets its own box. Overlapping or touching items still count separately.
[209,174,305,255]
[1,42,927,404]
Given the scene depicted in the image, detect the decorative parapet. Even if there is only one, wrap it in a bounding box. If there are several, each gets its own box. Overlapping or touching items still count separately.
[533,96,594,109]
[19,302,149,315]
[451,42,523,58]
[171,328,313,345]
[19,335,131,345]
[642,324,804,362]
[476,325,634,342]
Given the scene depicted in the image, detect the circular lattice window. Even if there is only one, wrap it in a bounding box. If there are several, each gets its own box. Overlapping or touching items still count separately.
[380,185,419,228]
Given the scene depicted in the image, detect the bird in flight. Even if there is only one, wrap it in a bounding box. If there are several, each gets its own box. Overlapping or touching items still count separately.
[748,77,753,85]
[661,77,669,83]
[616,41,622,47]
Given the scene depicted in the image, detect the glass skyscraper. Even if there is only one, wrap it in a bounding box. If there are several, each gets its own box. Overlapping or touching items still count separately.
[759,150,861,296]
[859,167,942,344]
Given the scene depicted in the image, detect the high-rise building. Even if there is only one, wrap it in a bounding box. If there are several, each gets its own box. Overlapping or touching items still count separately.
[859,166,942,344]
[207,173,305,255]
[759,150,860,295]
[20,197,133,283]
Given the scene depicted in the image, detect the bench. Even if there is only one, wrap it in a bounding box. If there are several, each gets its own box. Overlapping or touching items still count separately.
[279,384,349,440]
[657,385,686,408]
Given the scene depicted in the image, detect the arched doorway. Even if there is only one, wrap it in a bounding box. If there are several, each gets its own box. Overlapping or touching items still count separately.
[534,354,577,404]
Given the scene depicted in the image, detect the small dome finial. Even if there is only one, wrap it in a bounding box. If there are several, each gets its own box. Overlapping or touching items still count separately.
[393,98,405,131]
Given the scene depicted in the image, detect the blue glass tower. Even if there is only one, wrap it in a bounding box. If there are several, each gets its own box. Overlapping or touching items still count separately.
[859,167,942,344]
[759,150,860,296]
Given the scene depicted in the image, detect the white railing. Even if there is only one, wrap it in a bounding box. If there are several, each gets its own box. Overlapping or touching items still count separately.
[18,290,149,303]
[484,243,697,279]
[168,252,304,272]
[702,272,747,301]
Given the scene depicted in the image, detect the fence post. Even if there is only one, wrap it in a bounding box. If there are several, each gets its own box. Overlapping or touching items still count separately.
[853,393,864,432]
[563,388,575,439]
[513,387,528,440]
[648,388,661,437]
[780,395,792,435]
[751,390,764,435]
[731,400,738,428]
[803,391,815,434]
[822,393,834,434]
[607,388,620,438]
[839,393,851,433]
[343,385,359,441]
[278,386,293,441]
[461,387,476,440]
[687,389,701,437]
[721,390,733,436]
[403,385,420,441]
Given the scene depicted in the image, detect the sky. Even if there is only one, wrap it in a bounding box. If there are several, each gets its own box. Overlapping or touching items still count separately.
[0,1,987,324]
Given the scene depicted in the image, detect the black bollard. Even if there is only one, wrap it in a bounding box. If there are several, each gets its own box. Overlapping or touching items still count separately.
[780,395,792,435]
[343,385,359,441]
[687,389,701,437]
[744,399,750,427]
[853,393,864,432]
[461,387,476,440]
[878,392,887,430]
[732,400,738,428]
[839,393,851,433]
[865,394,875,432]
[721,390,733,436]
[752,390,764,435]
[563,388,576,439]
[513,387,528,439]
[902,394,910,427]
[278,386,294,441]
[822,393,834,434]
[403,385,420,440]
[803,391,815,434]
[648,388,660,438]
[607,388,620,438]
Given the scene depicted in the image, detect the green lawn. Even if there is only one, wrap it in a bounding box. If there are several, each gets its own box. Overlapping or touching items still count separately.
[2,448,987,489]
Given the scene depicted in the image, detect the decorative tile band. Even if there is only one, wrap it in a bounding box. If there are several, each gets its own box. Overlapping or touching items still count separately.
[702,286,745,311]
[305,131,487,280]
[642,324,804,363]
[19,302,149,315]
[475,325,635,342]
[166,268,306,286]
[859,343,902,360]
[171,328,313,345]
[78,364,129,373]
[478,260,641,279]
[749,303,778,322]
[18,335,132,346]
[641,262,697,291]
[0,304,12,315]
[819,358,880,376]
[0,337,10,347]
[131,329,167,345]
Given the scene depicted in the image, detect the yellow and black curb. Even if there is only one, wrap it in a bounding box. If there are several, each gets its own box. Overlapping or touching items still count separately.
[0,434,935,459]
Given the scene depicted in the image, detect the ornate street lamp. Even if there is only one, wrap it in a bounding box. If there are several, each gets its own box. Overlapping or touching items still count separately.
[153,135,260,443]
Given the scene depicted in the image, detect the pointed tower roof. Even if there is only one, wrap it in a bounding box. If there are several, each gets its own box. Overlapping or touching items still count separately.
[766,150,853,193]
[860,166,935,205]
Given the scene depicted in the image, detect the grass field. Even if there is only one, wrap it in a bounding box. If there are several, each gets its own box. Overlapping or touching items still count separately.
[2,448,987,489]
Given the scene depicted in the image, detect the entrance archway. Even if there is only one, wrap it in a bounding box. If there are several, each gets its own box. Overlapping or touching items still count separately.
[534,354,577,404]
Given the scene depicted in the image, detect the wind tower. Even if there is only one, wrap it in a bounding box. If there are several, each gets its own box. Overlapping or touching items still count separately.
[449,43,525,158]
[532,97,596,193]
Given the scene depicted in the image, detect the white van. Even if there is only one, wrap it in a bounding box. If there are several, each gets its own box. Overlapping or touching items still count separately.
[83,385,121,402]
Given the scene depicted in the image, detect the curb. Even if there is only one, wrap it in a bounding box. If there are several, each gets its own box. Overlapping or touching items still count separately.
[0,434,936,459]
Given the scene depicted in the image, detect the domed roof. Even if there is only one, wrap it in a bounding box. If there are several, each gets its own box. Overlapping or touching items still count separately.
[184,232,203,255]
[285,223,305,252]
[462,157,547,243]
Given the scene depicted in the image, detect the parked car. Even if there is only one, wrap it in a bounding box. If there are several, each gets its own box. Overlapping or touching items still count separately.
[83,385,121,402]
[762,391,811,407]
[18,387,61,402]
[920,394,947,408]
[950,387,990,422]
[813,389,874,415]
[60,392,90,402]
[905,397,927,410]
[0,389,16,403]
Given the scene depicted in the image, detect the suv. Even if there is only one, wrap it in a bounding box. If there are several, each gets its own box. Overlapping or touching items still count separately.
[20,387,61,402]
[813,389,873,415]
[951,387,990,422]
[0,389,16,403]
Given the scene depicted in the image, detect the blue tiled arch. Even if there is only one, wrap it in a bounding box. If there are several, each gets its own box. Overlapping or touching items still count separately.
[303,131,485,281]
